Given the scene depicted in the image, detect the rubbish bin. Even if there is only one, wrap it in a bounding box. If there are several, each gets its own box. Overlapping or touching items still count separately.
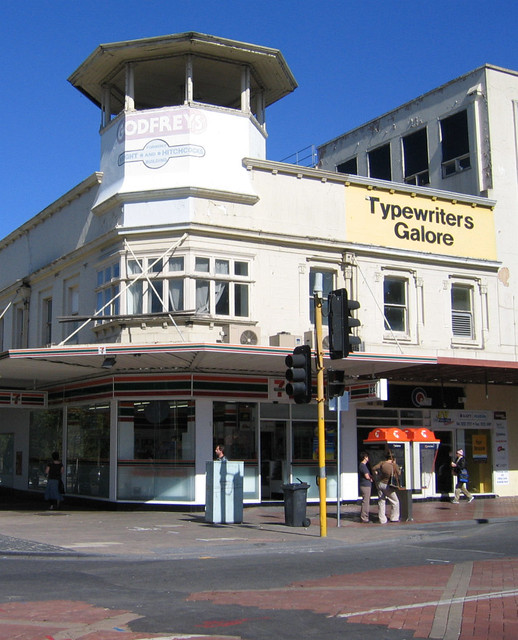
[397,488,413,521]
[281,481,311,527]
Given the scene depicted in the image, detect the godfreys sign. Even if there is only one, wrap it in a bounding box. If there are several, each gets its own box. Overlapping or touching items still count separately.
[345,186,496,260]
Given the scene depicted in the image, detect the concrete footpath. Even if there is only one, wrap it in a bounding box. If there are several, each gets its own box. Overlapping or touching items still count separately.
[0,493,517,558]
[1,495,518,640]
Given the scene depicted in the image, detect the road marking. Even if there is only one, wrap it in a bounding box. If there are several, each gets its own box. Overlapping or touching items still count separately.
[62,542,123,548]
[196,537,247,542]
[334,587,518,618]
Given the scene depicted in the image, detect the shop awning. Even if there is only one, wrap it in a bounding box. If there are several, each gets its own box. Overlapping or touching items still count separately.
[0,343,437,391]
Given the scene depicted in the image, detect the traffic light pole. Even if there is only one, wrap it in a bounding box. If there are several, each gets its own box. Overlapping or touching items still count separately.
[313,285,327,538]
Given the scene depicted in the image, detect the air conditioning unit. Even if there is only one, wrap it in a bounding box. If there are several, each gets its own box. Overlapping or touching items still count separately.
[304,329,329,350]
[221,324,261,346]
[269,332,302,348]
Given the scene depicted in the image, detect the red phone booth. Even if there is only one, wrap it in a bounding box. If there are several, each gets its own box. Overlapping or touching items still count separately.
[404,428,440,498]
[363,427,440,520]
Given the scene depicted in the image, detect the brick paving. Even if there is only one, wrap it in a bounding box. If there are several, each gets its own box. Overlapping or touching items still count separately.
[0,600,238,640]
[188,558,518,640]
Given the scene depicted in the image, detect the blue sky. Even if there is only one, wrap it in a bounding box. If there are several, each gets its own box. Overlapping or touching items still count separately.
[1,0,517,240]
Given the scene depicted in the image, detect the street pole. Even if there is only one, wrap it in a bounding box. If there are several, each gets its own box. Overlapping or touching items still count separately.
[313,277,327,538]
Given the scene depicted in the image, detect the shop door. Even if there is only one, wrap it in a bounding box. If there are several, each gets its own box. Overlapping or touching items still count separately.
[434,430,454,496]
[0,433,14,487]
[260,421,287,500]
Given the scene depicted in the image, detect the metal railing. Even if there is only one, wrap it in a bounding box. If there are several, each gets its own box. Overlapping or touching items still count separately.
[280,145,318,168]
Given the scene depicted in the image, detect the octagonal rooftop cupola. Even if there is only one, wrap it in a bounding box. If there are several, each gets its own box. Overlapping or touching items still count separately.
[69,33,297,211]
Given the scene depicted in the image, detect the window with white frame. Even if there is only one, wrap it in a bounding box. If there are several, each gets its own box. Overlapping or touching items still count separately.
[13,305,25,348]
[309,268,335,325]
[125,255,186,315]
[64,283,80,344]
[383,276,407,333]
[42,297,52,346]
[194,256,249,317]
[96,262,120,320]
[451,284,474,338]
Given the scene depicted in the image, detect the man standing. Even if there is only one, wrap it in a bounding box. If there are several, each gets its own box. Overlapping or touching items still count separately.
[451,448,474,503]
[215,444,227,461]
[358,451,373,523]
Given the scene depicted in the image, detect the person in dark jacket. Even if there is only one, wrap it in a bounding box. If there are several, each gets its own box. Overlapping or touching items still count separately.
[45,451,64,510]
[358,451,373,523]
[451,448,474,503]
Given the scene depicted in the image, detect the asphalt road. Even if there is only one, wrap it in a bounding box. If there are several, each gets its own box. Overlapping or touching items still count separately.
[1,518,515,640]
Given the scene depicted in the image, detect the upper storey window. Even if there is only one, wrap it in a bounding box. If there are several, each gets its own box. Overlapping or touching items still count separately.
[440,110,471,178]
[96,263,120,319]
[336,157,358,175]
[195,257,250,317]
[368,144,391,181]
[403,128,430,186]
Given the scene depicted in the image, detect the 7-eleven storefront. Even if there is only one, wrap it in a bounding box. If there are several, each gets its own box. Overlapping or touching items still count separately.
[0,343,436,505]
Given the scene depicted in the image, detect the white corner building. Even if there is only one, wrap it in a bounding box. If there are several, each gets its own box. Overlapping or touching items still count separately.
[0,35,515,505]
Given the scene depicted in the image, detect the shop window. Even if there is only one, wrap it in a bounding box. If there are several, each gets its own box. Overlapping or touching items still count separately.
[117,400,195,501]
[441,110,471,177]
[368,144,391,180]
[213,401,258,501]
[0,433,14,488]
[451,284,474,338]
[67,404,110,498]
[384,277,407,333]
[213,401,257,461]
[403,128,430,186]
[28,410,63,490]
[309,268,335,325]
[337,157,357,175]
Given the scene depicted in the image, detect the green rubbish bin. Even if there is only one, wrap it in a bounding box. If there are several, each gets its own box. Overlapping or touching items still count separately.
[281,482,311,527]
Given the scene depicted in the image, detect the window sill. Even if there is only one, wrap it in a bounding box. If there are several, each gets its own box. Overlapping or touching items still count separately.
[450,338,482,349]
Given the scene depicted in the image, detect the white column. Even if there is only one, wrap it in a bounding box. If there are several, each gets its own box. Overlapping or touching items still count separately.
[256,90,266,126]
[185,55,194,104]
[194,397,213,503]
[125,62,135,111]
[101,84,111,128]
[241,65,251,113]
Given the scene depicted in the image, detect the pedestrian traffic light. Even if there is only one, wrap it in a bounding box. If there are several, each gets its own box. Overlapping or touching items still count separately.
[285,344,312,404]
[328,288,361,359]
[327,369,346,398]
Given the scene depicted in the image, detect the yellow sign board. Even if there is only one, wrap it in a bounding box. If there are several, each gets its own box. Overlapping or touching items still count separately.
[346,186,496,260]
[472,434,488,461]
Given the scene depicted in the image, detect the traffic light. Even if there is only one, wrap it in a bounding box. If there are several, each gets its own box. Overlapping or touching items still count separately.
[328,288,361,359]
[285,344,312,404]
[327,369,346,398]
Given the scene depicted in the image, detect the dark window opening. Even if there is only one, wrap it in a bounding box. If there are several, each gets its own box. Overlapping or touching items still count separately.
[368,144,391,180]
[337,157,357,175]
[403,128,429,186]
[441,110,470,177]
